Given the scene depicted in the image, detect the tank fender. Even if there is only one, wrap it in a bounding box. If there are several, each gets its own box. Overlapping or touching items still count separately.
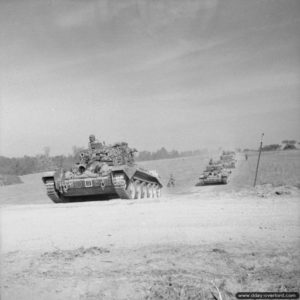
[111,166,163,187]
[136,168,164,187]
[111,166,137,180]
[147,174,163,187]
[42,169,64,192]
[41,171,56,183]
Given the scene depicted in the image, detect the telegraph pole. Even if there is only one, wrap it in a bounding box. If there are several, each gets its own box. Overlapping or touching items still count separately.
[254,133,264,187]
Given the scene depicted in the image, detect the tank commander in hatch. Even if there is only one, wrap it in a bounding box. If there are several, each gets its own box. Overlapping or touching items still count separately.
[88,134,102,151]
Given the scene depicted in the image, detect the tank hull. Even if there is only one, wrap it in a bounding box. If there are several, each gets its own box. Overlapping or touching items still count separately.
[55,176,115,197]
[42,166,163,203]
[198,166,229,186]
[199,175,228,185]
[42,141,163,203]
[204,177,227,184]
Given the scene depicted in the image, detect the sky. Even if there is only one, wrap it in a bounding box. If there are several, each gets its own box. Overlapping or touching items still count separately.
[1,0,300,157]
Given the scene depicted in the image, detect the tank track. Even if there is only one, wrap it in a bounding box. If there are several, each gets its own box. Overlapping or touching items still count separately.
[112,174,161,199]
[45,179,64,203]
[112,176,129,199]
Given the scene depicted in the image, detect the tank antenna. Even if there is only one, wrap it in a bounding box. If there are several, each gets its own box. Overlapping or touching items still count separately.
[253,133,264,187]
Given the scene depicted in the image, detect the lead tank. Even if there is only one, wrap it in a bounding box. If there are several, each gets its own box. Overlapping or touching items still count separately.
[42,142,163,203]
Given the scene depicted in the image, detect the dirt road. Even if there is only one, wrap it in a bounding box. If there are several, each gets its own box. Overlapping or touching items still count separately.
[1,190,299,252]
[1,185,300,299]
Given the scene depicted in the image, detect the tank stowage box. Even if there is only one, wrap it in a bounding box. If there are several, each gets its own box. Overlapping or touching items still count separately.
[42,142,163,203]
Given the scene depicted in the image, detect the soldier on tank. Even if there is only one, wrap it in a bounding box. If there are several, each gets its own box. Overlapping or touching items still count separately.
[88,134,102,151]
[128,148,137,165]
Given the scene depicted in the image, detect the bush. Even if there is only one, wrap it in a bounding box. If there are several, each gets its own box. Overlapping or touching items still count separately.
[283,144,297,150]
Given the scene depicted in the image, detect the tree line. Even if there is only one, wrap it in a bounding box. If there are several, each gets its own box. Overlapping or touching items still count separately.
[243,140,300,152]
[0,154,73,176]
[0,147,207,176]
[261,140,299,152]
[136,147,207,161]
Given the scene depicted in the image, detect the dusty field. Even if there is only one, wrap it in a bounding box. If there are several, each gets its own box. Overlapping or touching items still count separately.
[0,174,22,187]
[1,153,300,299]
[236,150,300,188]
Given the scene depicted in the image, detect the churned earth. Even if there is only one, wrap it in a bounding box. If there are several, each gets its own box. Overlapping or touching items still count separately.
[1,153,300,299]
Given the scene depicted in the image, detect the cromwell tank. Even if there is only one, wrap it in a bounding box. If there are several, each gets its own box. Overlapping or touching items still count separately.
[198,164,229,185]
[42,142,163,203]
[222,161,236,169]
[220,152,236,169]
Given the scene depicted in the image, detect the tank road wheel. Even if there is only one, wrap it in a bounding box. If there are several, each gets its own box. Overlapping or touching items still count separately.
[156,186,161,198]
[135,181,142,199]
[147,184,154,198]
[126,181,136,199]
[141,184,148,199]
[153,185,161,198]
[152,185,158,198]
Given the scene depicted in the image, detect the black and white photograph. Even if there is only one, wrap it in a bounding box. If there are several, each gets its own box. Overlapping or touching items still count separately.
[0,0,300,299]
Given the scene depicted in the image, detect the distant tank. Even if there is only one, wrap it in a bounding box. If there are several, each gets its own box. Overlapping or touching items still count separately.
[220,151,236,161]
[220,154,235,161]
[42,142,163,203]
[198,164,229,185]
[222,161,236,169]
[220,151,236,169]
